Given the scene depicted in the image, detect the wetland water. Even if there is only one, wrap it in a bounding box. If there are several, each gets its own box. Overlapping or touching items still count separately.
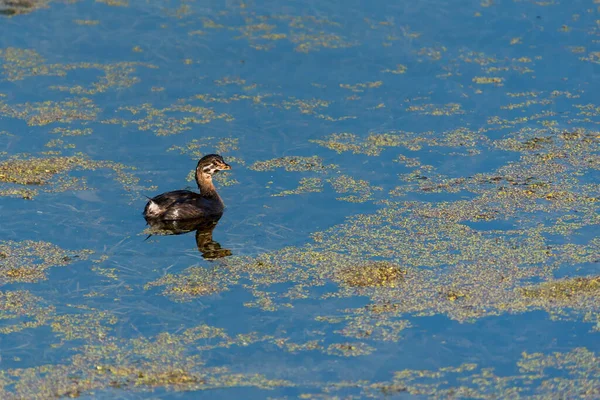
[1,0,599,398]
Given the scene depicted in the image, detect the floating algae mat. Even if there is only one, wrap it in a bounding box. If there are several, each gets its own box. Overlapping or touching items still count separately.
[0,0,599,398]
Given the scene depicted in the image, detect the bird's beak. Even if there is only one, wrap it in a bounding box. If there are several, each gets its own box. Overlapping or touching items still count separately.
[222,163,231,171]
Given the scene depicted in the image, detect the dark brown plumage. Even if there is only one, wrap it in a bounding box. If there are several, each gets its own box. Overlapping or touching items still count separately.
[143,154,231,221]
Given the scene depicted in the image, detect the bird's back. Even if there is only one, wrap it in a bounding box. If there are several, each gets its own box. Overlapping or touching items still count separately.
[144,190,224,220]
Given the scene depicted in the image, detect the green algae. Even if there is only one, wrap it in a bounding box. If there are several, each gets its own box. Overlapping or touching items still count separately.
[405,103,465,116]
[169,137,240,159]
[273,177,324,197]
[0,154,150,199]
[0,240,92,283]
[1,1,600,397]
[0,97,100,126]
[249,156,336,172]
[144,266,229,302]
[325,342,376,357]
[521,276,600,301]
[335,261,405,288]
[103,102,233,136]
[327,175,382,203]
[0,290,54,334]
[0,0,46,16]
[0,48,155,93]
[51,311,118,347]
[201,13,355,52]
[0,325,292,398]
[50,127,93,137]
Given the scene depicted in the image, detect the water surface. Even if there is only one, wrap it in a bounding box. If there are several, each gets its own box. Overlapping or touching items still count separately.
[0,0,599,398]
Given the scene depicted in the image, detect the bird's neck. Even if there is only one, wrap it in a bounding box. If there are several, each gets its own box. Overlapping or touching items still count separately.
[196,173,222,202]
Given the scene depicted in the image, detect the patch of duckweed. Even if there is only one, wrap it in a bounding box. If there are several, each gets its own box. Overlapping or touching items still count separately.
[169,137,240,158]
[521,276,600,300]
[326,342,375,357]
[0,154,149,199]
[249,155,336,172]
[0,48,155,93]
[320,305,411,341]
[104,102,233,136]
[191,84,354,121]
[311,131,434,155]
[212,172,239,187]
[44,138,76,149]
[51,311,118,347]
[0,290,54,334]
[0,97,100,126]
[50,62,156,95]
[459,49,536,75]
[339,81,383,92]
[1,325,291,398]
[273,177,323,197]
[202,13,355,52]
[0,156,80,185]
[335,261,405,288]
[382,64,407,74]
[144,267,229,302]
[0,0,46,16]
[0,187,37,199]
[405,103,464,116]
[369,348,600,398]
[0,240,92,283]
[472,76,504,85]
[50,127,93,136]
[327,174,382,203]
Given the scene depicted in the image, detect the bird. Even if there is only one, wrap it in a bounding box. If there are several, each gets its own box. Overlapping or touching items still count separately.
[143,154,231,221]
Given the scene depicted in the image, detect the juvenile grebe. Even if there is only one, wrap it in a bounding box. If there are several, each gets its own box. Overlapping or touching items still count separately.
[143,154,231,220]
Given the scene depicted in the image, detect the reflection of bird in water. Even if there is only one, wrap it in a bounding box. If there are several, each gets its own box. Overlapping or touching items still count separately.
[145,215,232,259]
[144,154,231,220]
[0,0,36,15]
[143,154,232,259]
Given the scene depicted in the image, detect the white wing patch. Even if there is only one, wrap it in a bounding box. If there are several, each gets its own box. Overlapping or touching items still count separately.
[147,200,161,217]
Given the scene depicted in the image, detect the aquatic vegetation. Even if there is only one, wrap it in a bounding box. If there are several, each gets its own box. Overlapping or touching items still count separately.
[405,102,465,116]
[104,102,233,136]
[311,131,433,155]
[0,0,46,16]
[0,154,150,199]
[273,177,323,196]
[0,290,54,334]
[327,174,382,203]
[0,240,92,283]
[1,0,599,397]
[335,261,405,288]
[521,276,600,301]
[169,137,240,159]
[0,48,155,94]
[382,64,407,74]
[0,325,293,398]
[199,13,355,52]
[249,155,336,172]
[339,81,383,92]
[0,97,100,126]
[145,266,229,302]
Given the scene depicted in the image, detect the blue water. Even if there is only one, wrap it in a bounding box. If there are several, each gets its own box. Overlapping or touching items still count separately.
[1,0,599,398]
